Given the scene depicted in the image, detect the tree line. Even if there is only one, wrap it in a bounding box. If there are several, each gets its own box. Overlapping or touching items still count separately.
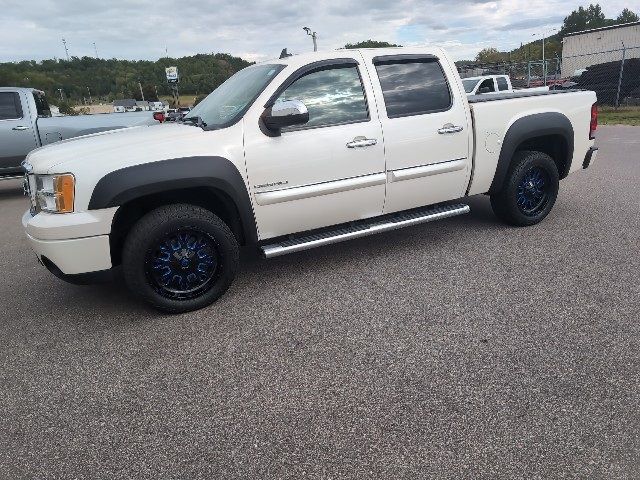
[0,53,251,104]
[474,5,638,64]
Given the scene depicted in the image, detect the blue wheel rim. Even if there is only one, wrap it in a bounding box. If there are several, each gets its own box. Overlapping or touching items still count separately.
[145,228,219,300]
[516,166,550,216]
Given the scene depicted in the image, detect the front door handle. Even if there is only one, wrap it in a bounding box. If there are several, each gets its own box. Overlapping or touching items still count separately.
[12,126,29,131]
[438,124,463,134]
[346,136,377,148]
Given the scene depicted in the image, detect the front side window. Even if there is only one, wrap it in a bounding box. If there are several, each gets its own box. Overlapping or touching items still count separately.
[186,63,284,129]
[275,65,369,129]
[462,79,479,93]
[374,60,452,117]
[0,92,21,120]
[497,77,509,91]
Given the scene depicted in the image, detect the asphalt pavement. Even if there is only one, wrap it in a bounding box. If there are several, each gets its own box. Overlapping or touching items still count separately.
[1,125,639,479]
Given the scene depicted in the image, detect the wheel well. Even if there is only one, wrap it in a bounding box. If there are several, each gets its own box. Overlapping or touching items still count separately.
[515,134,570,179]
[109,187,245,266]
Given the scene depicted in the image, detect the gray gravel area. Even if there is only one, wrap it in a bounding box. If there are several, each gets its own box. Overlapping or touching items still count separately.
[0,125,639,479]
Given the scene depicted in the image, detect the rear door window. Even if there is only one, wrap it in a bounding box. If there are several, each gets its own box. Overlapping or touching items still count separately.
[478,78,495,93]
[32,91,51,117]
[0,92,22,120]
[373,59,452,118]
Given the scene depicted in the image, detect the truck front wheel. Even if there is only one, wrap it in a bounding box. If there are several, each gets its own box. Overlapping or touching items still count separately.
[490,150,559,227]
[122,204,239,313]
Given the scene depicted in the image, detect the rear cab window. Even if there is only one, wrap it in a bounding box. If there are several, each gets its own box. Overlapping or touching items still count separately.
[0,92,22,120]
[497,77,510,91]
[372,56,452,118]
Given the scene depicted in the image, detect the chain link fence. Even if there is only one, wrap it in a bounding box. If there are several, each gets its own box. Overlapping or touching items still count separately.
[457,45,640,107]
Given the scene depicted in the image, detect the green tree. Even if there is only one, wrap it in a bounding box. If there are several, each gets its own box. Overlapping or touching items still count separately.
[475,48,506,63]
[616,8,639,24]
[559,4,610,36]
[344,40,401,49]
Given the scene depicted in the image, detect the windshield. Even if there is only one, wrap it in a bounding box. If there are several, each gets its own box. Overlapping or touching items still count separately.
[185,63,284,129]
[462,79,479,93]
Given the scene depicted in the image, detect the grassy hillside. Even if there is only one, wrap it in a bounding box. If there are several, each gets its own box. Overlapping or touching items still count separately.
[0,53,251,104]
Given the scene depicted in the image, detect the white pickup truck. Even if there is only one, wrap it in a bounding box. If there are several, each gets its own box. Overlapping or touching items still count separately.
[0,87,158,178]
[22,47,598,312]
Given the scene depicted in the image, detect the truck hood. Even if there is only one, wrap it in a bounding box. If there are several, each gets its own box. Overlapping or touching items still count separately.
[26,123,211,173]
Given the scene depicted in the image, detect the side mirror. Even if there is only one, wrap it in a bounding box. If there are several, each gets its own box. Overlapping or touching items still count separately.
[263,100,309,131]
[477,87,491,94]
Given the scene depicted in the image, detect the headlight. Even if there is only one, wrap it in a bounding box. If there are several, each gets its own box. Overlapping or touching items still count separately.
[34,174,75,213]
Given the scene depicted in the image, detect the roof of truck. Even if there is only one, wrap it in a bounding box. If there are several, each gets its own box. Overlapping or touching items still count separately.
[257,46,447,70]
[0,86,41,94]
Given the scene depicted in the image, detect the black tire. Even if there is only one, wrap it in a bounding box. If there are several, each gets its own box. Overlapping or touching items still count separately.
[122,204,239,313]
[490,150,559,227]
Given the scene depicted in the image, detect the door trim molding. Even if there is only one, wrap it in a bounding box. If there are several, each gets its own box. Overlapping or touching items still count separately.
[388,158,467,183]
[255,172,386,206]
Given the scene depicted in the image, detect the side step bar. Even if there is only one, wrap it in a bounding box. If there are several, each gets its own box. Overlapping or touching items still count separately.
[0,175,23,182]
[261,203,470,258]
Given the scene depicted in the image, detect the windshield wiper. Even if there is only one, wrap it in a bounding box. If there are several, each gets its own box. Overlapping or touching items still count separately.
[181,116,207,128]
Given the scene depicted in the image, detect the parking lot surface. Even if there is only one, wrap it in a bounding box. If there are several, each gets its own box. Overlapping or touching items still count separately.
[1,126,639,479]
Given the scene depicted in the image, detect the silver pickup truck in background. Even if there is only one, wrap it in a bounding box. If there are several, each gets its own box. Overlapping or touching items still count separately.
[0,87,159,178]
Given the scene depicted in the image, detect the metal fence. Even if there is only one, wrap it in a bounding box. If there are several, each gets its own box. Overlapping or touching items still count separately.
[457,45,640,107]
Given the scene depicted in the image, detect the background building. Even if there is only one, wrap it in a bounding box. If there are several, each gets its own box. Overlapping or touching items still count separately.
[562,21,640,77]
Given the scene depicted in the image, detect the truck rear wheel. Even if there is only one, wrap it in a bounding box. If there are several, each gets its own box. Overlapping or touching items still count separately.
[490,150,559,226]
[122,204,239,313]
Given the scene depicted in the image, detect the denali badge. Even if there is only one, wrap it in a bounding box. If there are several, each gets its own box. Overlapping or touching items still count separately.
[254,180,289,189]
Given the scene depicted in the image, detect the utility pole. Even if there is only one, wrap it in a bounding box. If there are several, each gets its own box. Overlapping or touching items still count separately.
[138,82,145,102]
[303,27,318,51]
[86,86,92,104]
[57,88,64,101]
[532,28,556,86]
[61,38,69,61]
[93,42,98,58]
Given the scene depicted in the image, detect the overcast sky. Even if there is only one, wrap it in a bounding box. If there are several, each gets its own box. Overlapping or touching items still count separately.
[0,0,636,63]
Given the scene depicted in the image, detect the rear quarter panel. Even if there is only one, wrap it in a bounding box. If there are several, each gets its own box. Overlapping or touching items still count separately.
[467,90,596,195]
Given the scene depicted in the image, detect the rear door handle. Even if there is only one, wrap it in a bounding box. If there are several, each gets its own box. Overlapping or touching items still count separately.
[346,136,377,148]
[12,126,29,131]
[438,124,463,134]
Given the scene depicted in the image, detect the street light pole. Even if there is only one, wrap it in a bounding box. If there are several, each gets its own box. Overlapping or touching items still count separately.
[86,86,92,104]
[61,38,69,61]
[93,42,98,58]
[303,27,318,52]
[532,28,557,86]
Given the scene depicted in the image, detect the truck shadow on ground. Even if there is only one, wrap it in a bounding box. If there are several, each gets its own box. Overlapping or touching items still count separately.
[0,182,24,199]
[15,195,502,318]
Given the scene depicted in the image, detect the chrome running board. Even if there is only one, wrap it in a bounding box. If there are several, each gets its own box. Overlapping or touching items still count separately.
[261,203,470,258]
[0,175,23,182]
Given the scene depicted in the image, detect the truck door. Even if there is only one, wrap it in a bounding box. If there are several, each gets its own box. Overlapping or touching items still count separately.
[244,53,386,239]
[0,91,39,173]
[359,49,472,214]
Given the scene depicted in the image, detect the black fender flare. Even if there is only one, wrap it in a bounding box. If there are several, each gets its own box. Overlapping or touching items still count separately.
[489,112,574,194]
[88,156,258,243]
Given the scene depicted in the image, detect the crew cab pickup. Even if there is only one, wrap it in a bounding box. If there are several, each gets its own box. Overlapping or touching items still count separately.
[22,47,598,313]
[0,87,158,178]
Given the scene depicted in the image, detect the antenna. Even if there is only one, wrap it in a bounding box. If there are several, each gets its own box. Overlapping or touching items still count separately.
[93,42,98,58]
[61,38,69,61]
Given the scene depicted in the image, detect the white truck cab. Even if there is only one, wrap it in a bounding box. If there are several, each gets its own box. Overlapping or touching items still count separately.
[22,47,598,312]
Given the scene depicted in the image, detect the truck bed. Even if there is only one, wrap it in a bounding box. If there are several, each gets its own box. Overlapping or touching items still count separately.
[466,89,595,196]
[467,89,585,103]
